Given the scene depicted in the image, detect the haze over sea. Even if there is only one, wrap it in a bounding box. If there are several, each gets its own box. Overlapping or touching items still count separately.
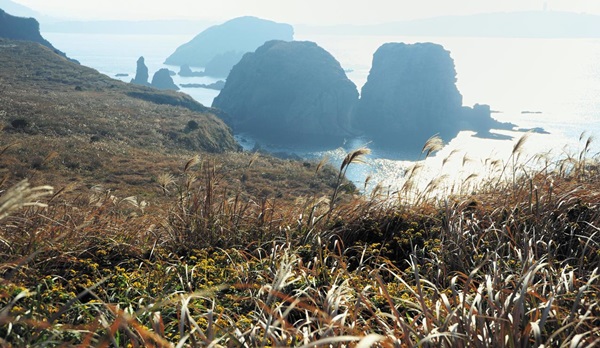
[45,31,600,193]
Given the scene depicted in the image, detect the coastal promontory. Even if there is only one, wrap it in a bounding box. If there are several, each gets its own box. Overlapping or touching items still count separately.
[164,16,294,77]
[354,42,513,150]
[212,40,359,146]
[0,8,68,58]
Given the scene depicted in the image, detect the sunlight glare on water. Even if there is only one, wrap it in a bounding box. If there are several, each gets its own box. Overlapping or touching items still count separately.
[313,129,588,197]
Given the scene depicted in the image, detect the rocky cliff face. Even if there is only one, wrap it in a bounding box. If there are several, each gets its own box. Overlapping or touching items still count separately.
[354,42,512,149]
[165,16,294,72]
[0,9,68,58]
[212,40,358,146]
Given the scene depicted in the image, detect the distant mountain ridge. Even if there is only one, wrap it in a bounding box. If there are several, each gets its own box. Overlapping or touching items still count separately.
[299,11,600,38]
[4,0,597,39]
[0,0,39,18]
[41,20,216,35]
[378,11,600,38]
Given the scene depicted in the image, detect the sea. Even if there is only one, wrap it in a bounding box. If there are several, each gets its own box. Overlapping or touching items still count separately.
[44,31,600,196]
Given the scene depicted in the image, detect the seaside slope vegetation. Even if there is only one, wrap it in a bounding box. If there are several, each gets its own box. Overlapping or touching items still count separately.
[0,39,344,200]
[0,39,599,347]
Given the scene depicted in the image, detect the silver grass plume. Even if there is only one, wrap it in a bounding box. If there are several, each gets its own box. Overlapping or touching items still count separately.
[340,147,371,172]
[184,155,201,172]
[422,134,444,159]
[0,180,53,220]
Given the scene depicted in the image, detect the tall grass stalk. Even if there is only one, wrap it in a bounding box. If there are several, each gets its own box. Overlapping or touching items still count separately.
[0,180,53,220]
[329,147,370,212]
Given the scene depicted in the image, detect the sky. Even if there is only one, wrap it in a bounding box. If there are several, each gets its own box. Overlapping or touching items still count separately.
[12,0,600,25]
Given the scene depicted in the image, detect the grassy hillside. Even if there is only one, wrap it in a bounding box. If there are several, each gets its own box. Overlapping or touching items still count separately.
[0,39,598,347]
[0,39,344,200]
[0,39,238,153]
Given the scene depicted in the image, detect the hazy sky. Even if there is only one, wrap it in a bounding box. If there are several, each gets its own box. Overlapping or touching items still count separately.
[13,0,600,24]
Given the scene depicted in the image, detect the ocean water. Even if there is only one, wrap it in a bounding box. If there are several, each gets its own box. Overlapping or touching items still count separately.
[44,32,600,194]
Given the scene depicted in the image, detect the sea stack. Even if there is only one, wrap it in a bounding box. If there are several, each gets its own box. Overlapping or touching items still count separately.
[354,42,466,149]
[130,56,150,86]
[151,68,179,91]
[353,42,516,151]
[212,40,358,146]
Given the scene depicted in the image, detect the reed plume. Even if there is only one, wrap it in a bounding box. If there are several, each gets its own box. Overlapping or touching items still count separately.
[340,147,371,172]
[315,155,329,174]
[442,149,460,168]
[183,155,201,172]
[512,132,531,155]
[157,173,176,194]
[421,134,444,159]
[247,151,260,168]
[330,147,371,212]
[0,179,53,220]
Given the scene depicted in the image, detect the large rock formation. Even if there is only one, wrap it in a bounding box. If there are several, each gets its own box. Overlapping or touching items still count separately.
[131,57,178,91]
[165,16,294,73]
[130,56,149,85]
[151,68,179,91]
[354,42,512,149]
[0,9,68,58]
[212,40,358,146]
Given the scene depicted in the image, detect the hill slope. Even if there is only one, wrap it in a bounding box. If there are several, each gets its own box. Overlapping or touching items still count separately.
[0,39,241,193]
[0,9,70,57]
[0,38,343,200]
[0,39,238,153]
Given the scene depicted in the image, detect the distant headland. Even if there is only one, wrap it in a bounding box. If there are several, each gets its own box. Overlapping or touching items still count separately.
[0,8,70,59]
[165,16,294,78]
